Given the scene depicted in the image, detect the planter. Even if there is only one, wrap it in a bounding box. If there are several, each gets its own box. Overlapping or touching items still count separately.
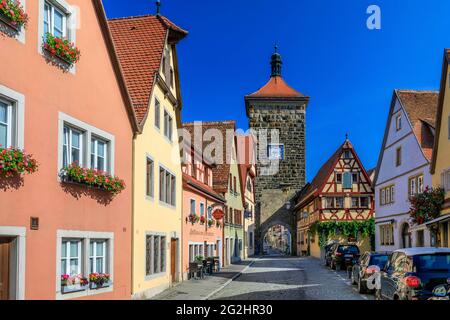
[60,174,109,192]
[61,284,88,294]
[89,281,111,290]
[0,12,20,32]
[43,47,74,67]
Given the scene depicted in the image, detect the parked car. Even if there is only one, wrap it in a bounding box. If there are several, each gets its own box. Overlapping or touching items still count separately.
[379,247,450,300]
[350,252,389,293]
[326,244,360,270]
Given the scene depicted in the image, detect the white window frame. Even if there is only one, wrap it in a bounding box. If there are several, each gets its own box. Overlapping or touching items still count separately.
[89,240,107,274]
[190,199,196,215]
[0,98,13,149]
[58,112,115,175]
[90,136,108,172]
[441,168,450,192]
[163,109,173,142]
[145,154,154,199]
[396,114,402,131]
[154,98,161,130]
[145,232,167,280]
[56,230,114,300]
[44,0,67,38]
[63,125,84,168]
[159,165,176,207]
[0,85,25,150]
[60,239,82,276]
[200,202,205,217]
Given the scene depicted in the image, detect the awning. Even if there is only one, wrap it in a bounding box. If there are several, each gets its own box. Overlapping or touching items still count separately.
[425,214,450,226]
[409,223,427,232]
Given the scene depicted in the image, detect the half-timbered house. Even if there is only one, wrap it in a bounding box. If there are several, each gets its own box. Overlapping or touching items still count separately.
[295,138,375,258]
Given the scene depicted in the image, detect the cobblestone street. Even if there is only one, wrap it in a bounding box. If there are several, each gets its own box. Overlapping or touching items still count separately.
[210,256,374,300]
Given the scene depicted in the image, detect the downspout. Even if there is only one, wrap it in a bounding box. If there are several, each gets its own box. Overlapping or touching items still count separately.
[131,134,136,298]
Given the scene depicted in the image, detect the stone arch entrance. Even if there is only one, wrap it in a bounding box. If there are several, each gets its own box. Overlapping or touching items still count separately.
[261,221,293,256]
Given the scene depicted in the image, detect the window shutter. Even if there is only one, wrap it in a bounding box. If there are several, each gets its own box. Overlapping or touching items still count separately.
[343,172,352,188]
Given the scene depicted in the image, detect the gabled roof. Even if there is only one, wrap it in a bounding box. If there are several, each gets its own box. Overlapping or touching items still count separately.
[108,14,187,126]
[183,121,237,194]
[396,90,438,161]
[236,134,256,204]
[373,89,439,185]
[246,76,305,99]
[431,49,450,174]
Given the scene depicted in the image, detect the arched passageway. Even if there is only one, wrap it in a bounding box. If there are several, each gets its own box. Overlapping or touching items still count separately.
[262,224,292,256]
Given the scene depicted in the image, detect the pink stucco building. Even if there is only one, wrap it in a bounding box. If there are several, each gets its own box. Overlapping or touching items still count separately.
[0,0,136,299]
[181,142,226,279]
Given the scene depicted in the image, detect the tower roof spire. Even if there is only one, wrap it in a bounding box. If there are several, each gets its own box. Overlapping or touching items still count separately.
[271,45,282,77]
[156,0,161,15]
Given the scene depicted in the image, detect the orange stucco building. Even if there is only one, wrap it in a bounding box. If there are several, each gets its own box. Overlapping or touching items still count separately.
[181,140,226,279]
[0,0,136,299]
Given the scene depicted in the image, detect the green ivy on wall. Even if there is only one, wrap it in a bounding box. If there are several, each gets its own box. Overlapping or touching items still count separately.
[309,219,375,248]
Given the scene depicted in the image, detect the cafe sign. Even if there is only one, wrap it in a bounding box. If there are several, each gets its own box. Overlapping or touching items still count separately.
[211,203,225,220]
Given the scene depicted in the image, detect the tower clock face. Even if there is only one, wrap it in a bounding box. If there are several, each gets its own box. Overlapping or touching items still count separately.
[268,144,285,160]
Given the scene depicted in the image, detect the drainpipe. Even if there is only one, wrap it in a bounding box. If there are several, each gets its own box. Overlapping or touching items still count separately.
[131,136,136,298]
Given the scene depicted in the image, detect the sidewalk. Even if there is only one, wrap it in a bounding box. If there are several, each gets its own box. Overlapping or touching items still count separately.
[151,259,255,300]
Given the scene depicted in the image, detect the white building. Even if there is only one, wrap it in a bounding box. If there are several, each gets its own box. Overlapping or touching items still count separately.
[374,90,438,251]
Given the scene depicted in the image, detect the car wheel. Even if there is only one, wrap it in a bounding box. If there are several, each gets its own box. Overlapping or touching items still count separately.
[358,278,367,294]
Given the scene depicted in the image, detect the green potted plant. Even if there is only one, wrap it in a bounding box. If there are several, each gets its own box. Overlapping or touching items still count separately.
[89,273,111,290]
[60,274,88,294]
[0,147,38,178]
[43,33,81,67]
[410,187,445,225]
[0,0,28,31]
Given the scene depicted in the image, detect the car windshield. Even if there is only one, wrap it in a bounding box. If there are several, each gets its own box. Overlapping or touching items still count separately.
[338,246,359,254]
[413,254,450,272]
[370,255,389,267]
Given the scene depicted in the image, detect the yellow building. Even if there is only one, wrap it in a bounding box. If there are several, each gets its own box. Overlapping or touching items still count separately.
[430,49,450,247]
[109,14,187,298]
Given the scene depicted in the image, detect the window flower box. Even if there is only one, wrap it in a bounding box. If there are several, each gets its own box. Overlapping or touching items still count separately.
[200,216,206,225]
[0,147,38,178]
[89,273,111,290]
[43,33,80,67]
[59,163,125,194]
[188,213,200,224]
[207,219,214,228]
[61,274,88,294]
[0,0,28,31]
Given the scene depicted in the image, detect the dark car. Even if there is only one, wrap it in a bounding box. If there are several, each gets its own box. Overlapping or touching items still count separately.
[350,252,389,293]
[379,247,450,300]
[326,244,360,270]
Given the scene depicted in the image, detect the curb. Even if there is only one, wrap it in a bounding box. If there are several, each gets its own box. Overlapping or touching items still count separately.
[203,258,259,300]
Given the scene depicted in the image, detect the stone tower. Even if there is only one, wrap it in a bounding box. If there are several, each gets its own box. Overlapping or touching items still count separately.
[245,48,309,255]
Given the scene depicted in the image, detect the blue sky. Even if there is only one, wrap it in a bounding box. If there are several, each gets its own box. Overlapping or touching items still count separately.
[104,0,450,182]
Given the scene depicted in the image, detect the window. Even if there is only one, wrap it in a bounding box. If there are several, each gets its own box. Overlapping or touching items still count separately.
[267,144,285,160]
[154,99,160,129]
[249,232,253,248]
[170,68,174,89]
[63,125,83,167]
[0,99,16,148]
[207,206,212,220]
[229,174,233,192]
[353,197,369,208]
[159,167,176,206]
[233,177,237,194]
[352,173,359,184]
[200,203,205,217]
[190,199,196,215]
[380,185,395,206]
[146,157,154,198]
[91,137,107,172]
[325,197,344,209]
[380,224,395,246]
[145,234,167,276]
[246,178,252,192]
[343,172,352,189]
[335,173,342,184]
[44,1,67,38]
[396,147,402,167]
[396,114,402,131]
[441,169,450,192]
[163,110,173,141]
[61,240,82,276]
[89,240,106,274]
[343,150,351,159]
[59,113,115,174]
[409,174,424,197]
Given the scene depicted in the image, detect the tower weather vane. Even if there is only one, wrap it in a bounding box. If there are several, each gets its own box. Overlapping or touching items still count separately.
[156,0,161,15]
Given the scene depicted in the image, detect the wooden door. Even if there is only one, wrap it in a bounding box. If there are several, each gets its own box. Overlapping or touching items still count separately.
[0,238,12,300]
[170,239,177,282]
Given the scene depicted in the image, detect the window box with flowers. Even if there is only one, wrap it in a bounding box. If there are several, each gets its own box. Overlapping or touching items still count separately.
[207,219,214,228]
[188,213,200,224]
[43,33,80,67]
[60,274,88,294]
[59,163,125,194]
[0,0,28,32]
[0,147,38,178]
[200,216,206,225]
[89,273,111,290]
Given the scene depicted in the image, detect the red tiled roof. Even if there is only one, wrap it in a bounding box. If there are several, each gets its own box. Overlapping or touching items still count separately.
[182,173,225,203]
[108,15,187,125]
[247,76,304,98]
[396,90,438,161]
[183,121,237,193]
